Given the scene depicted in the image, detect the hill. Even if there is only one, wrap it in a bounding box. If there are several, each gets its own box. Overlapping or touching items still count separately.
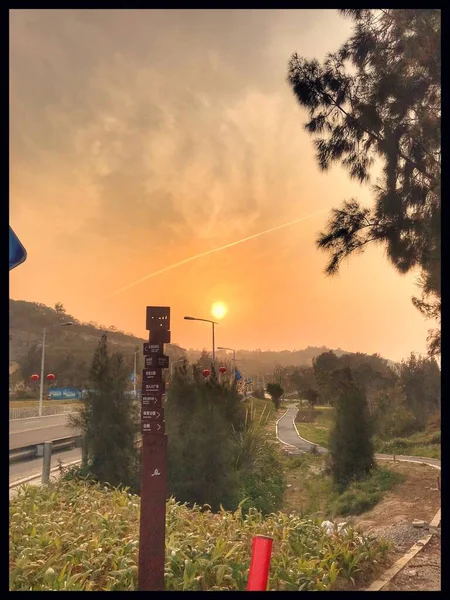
[9,300,186,391]
[9,299,398,391]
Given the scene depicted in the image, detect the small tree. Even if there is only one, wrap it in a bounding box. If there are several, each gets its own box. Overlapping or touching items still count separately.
[166,363,245,511]
[266,382,284,410]
[329,368,374,490]
[54,302,67,321]
[304,388,319,409]
[69,334,139,491]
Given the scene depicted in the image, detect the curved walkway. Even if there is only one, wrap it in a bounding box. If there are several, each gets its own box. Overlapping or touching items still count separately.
[276,405,441,470]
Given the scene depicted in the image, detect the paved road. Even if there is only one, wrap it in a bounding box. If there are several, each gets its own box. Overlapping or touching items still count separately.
[276,406,327,454]
[276,405,441,469]
[9,413,79,449]
[9,447,82,484]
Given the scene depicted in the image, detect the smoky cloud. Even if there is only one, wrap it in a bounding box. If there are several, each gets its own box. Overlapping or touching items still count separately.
[10,9,351,258]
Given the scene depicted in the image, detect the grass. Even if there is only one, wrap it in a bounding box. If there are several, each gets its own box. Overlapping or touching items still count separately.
[282,455,404,519]
[295,408,333,448]
[243,397,276,428]
[9,477,391,591]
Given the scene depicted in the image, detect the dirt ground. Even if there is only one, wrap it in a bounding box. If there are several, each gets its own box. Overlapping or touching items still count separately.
[283,457,441,591]
[349,461,441,592]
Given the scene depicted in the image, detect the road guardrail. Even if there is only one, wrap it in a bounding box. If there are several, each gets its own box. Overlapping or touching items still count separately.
[9,435,81,463]
[9,405,75,420]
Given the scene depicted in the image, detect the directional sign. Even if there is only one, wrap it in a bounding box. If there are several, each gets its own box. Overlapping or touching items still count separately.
[142,381,166,394]
[143,369,163,382]
[145,355,169,369]
[143,343,165,355]
[142,408,164,421]
[142,421,165,434]
[9,227,27,271]
[142,394,164,407]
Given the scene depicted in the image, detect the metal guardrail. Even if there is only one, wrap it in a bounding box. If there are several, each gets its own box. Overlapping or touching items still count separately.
[10,433,142,464]
[9,405,75,420]
[9,435,81,463]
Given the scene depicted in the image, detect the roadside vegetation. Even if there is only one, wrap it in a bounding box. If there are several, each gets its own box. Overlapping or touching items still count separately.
[9,478,391,591]
[166,364,285,515]
[295,407,441,461]
[282,453,404,518]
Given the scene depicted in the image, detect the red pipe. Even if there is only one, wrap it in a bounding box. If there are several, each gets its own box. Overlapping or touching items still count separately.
[247,535,273,591]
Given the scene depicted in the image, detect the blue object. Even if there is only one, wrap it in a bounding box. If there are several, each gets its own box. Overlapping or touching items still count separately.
[235,368,242,381]
[130,373,136,382]
[9,227,27,270]
[48,387,82,400]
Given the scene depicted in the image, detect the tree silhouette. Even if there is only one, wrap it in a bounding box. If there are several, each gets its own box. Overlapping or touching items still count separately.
[287,9,440,355]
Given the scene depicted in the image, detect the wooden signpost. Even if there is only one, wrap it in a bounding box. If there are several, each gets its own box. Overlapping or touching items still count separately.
[138,306,170,591]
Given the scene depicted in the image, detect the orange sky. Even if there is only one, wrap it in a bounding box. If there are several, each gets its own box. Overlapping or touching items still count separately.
[9,9,430,362]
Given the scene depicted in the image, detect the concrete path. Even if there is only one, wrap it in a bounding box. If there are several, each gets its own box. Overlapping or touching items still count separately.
[276,405,441,470]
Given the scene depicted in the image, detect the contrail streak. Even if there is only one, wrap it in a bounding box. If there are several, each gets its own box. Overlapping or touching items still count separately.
[110,209,327,297]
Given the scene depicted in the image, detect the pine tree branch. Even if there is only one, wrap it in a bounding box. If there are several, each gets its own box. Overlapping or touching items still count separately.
[297,65,436,185]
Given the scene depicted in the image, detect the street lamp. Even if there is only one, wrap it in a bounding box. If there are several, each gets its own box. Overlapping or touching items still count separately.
[217,346,236,375]
[132,347,139,398]
[39,322,73,417]
[184,316,218,363]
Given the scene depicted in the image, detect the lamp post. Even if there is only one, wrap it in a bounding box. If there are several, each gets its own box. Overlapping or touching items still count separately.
[39,322,73,417]
[184,316,218,363]
[132,347,139,398]
[217,346,236,372]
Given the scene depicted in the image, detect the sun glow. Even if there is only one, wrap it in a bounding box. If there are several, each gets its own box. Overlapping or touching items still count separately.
[211,302,228,320]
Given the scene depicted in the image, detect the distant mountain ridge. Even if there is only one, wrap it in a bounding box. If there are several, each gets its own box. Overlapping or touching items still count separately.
[9,299,398,387]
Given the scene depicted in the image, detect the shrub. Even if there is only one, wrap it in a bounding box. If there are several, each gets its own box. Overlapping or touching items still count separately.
[330,468,404,516]
[329,370,374,490]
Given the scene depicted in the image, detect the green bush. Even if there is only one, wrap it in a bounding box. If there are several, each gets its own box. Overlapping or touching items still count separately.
[329,468,404,517]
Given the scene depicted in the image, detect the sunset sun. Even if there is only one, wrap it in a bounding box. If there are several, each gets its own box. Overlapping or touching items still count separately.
[211,302,227,320]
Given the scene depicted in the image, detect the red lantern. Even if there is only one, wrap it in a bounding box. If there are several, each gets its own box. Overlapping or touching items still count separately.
[202,369,210,378]
[219,367,227,374]
[31,374,39,381]
[47,373,55,381]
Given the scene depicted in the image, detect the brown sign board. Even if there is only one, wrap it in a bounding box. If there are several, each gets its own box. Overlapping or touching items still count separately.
[141,394,164,407]
[142,421,165,434]
[142,408,164,421]
[143,342,164,355]
[145,354,169,369]
[146,306,170,331]
[142,381,166,394]
[149,329,171,344]
[142,369,163,382]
